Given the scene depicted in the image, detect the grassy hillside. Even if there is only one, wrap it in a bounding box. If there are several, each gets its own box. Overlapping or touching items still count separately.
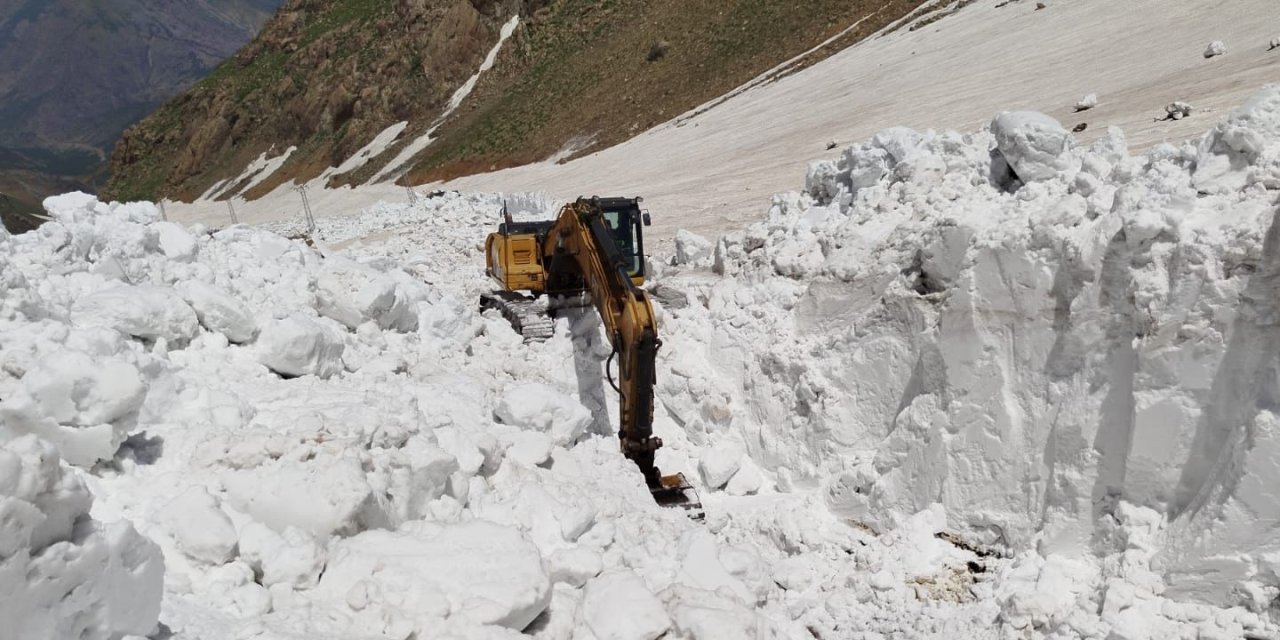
[105,0,927,203]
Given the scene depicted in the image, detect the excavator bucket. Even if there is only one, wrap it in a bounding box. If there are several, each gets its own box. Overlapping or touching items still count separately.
[651,473,705,521]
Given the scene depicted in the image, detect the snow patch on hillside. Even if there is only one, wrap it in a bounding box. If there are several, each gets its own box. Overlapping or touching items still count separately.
[373,14,521,183]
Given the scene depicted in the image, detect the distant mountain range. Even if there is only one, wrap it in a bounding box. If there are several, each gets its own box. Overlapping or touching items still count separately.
[0,0,282,231]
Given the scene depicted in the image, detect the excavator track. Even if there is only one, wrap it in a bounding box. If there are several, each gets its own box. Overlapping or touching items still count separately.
[479,291,555,342]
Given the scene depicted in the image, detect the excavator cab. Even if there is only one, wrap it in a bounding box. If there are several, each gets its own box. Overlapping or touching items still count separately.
[599,200,649,281]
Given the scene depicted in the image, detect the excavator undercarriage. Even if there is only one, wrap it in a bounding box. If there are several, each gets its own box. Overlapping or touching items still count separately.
[478,291,593,342]
[481,197,703,519]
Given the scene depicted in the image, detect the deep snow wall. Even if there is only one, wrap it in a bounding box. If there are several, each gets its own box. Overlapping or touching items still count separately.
[657,85,1280,610]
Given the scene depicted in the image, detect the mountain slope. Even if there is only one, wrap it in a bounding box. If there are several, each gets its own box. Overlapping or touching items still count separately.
[0,0,281,224]
[103,0,925,203]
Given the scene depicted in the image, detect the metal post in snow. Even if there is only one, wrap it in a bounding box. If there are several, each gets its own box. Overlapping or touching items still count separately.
[159,201,168,222]
[296,185,316,234]
[406,186,418,205]
[226,199,238,225]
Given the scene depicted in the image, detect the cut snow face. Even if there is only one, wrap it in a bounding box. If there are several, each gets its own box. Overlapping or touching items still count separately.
[8,87,1280,639]
[650,84,1280,634]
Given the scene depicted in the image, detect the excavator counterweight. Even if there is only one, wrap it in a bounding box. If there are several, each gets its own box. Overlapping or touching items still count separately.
[482,197,703,520]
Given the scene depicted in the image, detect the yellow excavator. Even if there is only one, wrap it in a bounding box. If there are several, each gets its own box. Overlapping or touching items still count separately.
[481,196,703,518]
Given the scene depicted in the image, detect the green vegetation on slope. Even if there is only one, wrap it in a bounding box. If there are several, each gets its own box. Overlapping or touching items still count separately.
[106,0,926,202]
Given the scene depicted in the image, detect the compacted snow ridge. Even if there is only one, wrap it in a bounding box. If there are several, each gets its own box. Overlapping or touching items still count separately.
[9,87,1280,639]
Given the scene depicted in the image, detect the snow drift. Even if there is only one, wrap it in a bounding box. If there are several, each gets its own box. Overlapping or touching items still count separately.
[653,84,1280,634]
[7,86,1280,639]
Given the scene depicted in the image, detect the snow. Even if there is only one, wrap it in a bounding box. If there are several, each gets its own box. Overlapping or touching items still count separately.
[1075,93,1099,111]
[317,521,551,631]
[11,8,1280,640]
[673,229,712,265]
[177,280,259,344]
[255,315,346,379]
[495,382,593,446]
[1193,83,1280,192]
[326,121,408,178]
[0,435,163,639]
[581,571,671,640]
[227,147,297,199]
[1,350,145,466]
[1205,40,1227,58]
[158,487,238,565]
[990,110,1077,182]
[72,285,199,343]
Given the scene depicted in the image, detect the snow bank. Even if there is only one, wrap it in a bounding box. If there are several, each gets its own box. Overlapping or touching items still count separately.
[14,87,1280,638]
[1193,84,1280,193]
[0,435,163,639]
[651,85,1280,635]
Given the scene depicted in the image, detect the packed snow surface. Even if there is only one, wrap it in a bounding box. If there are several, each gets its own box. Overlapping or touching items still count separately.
[11,87,1280,638]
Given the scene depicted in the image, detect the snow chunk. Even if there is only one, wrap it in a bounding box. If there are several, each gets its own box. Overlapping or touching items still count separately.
[158,487,238,565]
[674,229,713,265]
[0,350,145,466]
[1204,40,1226,58]
[698,442,744,490]
[154,221,198,261]
[548,547,603,587]
[222,453,385,539]
[583,570,672,640]
[0,436,163,639]
[495,383,593,447]
[257,315,345,379]
[177,281,259,343]
[318,521,550,630]
[990,111,1076,182]
[72,285,198,343]
[724,458,764,496]
[238,522,325,588]
[1074,93,1098,111]
[1193,85,1280,193]
[316,257,422,332]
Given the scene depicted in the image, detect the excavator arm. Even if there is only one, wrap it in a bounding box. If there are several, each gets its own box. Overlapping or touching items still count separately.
[543,199,666,485]
[482,196,701,516]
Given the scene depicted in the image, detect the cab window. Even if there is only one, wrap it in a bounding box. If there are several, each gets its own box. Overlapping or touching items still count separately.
[603,209,642,276]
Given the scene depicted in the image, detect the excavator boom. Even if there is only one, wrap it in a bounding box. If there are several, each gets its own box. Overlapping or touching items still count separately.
[482,197,702,519]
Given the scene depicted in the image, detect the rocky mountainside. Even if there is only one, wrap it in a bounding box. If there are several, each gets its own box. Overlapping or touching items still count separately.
[104,0,926,203]
[0,0,282,229]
